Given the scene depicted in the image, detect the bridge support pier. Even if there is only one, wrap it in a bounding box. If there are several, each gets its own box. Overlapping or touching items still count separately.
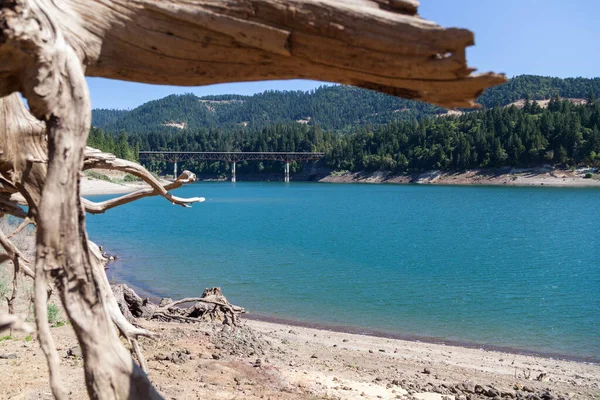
[139,152,325,181]
[284,161,290,183]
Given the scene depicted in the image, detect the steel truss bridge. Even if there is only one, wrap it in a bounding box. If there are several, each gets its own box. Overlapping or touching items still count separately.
[138,151,325,182]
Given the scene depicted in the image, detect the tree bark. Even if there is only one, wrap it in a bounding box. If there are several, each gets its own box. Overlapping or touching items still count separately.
[1,1,504,110]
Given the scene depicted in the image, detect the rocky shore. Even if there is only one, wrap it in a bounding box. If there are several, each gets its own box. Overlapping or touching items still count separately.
[2,311,599,399]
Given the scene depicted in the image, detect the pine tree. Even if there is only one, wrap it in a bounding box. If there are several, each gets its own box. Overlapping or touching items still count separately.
[587,89,596,106]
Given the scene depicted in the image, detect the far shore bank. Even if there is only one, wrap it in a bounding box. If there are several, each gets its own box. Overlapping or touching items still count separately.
[80,166,600,196]
[319,167,600,187]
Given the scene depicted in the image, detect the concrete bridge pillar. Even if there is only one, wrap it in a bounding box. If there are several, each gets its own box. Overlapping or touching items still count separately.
[284,161,290,183]
[231,161,236,182]
[173,160,178,179]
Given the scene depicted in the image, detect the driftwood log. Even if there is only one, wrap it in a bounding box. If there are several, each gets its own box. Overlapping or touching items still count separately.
[112,284,246,326]
[0,0,505,398]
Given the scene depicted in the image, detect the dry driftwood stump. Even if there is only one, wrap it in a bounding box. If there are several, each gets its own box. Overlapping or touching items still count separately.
[0,0,505,398]
[112,285,246,325]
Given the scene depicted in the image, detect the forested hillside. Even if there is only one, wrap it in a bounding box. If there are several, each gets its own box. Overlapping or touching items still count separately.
[91,97,600,176]
[477,75,600,108]
[327,98,600,172]
[91,109,129,127]
[92,86,443,134]
[88,75,600,176]
[92,75,600,135]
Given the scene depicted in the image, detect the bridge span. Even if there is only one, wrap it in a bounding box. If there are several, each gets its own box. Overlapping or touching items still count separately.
[138,151,325,182]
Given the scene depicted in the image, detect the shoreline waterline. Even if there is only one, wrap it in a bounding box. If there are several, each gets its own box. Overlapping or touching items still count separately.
[109,269,600,366]
[243,313,600,365]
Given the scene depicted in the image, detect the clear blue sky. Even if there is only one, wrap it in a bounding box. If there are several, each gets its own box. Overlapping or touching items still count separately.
[88,0,600,109]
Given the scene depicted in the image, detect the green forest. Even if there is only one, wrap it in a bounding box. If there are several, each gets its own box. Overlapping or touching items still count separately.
[89,75,600,176]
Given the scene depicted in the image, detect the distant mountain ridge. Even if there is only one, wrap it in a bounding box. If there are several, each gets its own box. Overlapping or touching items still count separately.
[92,75,600,135]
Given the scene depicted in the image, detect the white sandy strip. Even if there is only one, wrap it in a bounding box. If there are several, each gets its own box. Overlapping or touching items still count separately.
[80,177,145,196]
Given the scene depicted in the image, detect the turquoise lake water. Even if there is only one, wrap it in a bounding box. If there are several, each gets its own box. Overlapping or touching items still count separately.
[86,183,600,361]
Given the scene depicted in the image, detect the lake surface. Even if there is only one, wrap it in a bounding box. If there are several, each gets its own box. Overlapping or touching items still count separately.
[86,182,600,362]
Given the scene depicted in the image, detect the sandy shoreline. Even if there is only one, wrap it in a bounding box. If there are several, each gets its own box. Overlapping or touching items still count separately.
[244,318,600,399]
[242,314,599,365]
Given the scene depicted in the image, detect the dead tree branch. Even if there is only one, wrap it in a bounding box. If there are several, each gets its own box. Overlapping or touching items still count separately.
[0,195,28,219]
[0,313,33,334]
[1,3,160,397]
[83,169,203,214]
[7,217,35,238]
[83,148,205,208]
[78,0,505,108]
[0,226,34,317]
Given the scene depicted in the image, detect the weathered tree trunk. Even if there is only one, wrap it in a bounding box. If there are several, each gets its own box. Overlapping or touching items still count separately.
[0,0,504,398]
[1,0,504,110]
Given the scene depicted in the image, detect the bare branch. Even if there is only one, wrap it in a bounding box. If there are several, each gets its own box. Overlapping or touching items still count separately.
[34,266,67,400]
[83,169,203,214]
[131,339,149,374]
[88,240,157,373]
[88,245,157,341]
[0,314,33,334]
[0,196,27,219]
[8,217,35,238]
[0,227,34,279]
[78,0,505,108]
[83,148,205,209]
